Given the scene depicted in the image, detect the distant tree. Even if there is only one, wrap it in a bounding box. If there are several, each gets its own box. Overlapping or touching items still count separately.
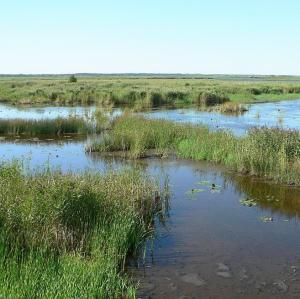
[69,75,77,83]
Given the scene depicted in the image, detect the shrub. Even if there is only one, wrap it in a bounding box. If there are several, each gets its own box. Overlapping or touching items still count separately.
[69,75,77,83]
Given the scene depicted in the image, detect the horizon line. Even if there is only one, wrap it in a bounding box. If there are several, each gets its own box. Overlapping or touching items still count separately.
[1,73,300,77]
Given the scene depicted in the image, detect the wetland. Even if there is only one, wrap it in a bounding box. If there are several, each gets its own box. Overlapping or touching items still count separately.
[1,75,300,298]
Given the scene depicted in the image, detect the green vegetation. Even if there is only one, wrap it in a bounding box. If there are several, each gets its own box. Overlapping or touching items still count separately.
[0,75,300,107]
[68,74,77,83]
[88,115,300,185]
[0,117,102,136]
[0,162,167,298]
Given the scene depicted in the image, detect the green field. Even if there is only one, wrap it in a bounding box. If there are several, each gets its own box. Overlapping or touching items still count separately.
[1,74,300,107]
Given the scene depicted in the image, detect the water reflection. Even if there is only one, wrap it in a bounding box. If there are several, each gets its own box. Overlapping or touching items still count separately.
[228,174,300,219]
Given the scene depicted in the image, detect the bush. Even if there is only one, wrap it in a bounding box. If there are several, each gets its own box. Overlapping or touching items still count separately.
[69,75,77,83]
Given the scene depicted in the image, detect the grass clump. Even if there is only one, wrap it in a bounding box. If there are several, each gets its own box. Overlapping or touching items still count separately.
[88,114,195,158]
[0,117,102,136]
[89,115,300,185]
[0,162,166,298]
[176,127,300,185]
[197,91,229,106]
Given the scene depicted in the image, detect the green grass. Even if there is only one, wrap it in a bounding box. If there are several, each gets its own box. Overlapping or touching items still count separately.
[0,75,300,107]
[229,92,300,103]
[0,117,103,136]
[88,115,300,185]
[0,162,167,298]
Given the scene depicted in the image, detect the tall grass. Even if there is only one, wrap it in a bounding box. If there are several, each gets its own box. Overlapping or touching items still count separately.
[0,117,102,136]
[89,115,196,158]
[0,162,167,298]
[1,75,300,106]
[88,115,300,185]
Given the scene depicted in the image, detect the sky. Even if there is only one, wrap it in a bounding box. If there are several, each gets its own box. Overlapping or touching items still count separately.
[0,0,300,75]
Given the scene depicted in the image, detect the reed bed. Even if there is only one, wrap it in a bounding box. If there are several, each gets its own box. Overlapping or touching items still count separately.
[0,117,102,136]
[88,115,300,185]
[0,162,167,298]
[1,75,300,107]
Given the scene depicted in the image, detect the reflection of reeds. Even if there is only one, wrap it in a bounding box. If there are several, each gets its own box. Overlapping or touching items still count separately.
[218,102,248,114]
[0,162,169,298]
[0,117,102,136]
[226,173,300,219]
[277,115,284,126]
[88,115,300,185]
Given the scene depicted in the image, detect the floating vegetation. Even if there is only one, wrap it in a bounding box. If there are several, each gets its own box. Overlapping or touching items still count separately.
[259,216,274,223]
[210,183,222,193]
[239,198,257,207]
[197,181,222,192]
[186,188,205,197]
[198,180,211,186]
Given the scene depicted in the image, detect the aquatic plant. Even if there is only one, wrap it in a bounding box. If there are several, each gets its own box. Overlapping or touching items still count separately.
[239,198,257,207]
[88,114,195,158]
[0,117,102,136]
[0,162,167,298]
[88,115,300,185]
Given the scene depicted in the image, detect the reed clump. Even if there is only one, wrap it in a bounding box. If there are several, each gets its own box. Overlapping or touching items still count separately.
[0,162,166,298]
[0,117,102,136]
[197,91,229,106]
[88,114,196,158]
[88,115,300,185]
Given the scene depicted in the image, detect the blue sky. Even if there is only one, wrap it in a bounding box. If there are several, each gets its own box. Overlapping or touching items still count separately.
[1,0,300,74]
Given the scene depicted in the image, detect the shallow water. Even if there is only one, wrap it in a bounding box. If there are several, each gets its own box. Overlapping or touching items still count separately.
[144,99,300,135]
[1,139,300,298]
[0,103,121,121]
[0,139,126,172]
[1,99,300,134]
[134,160,300,299]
